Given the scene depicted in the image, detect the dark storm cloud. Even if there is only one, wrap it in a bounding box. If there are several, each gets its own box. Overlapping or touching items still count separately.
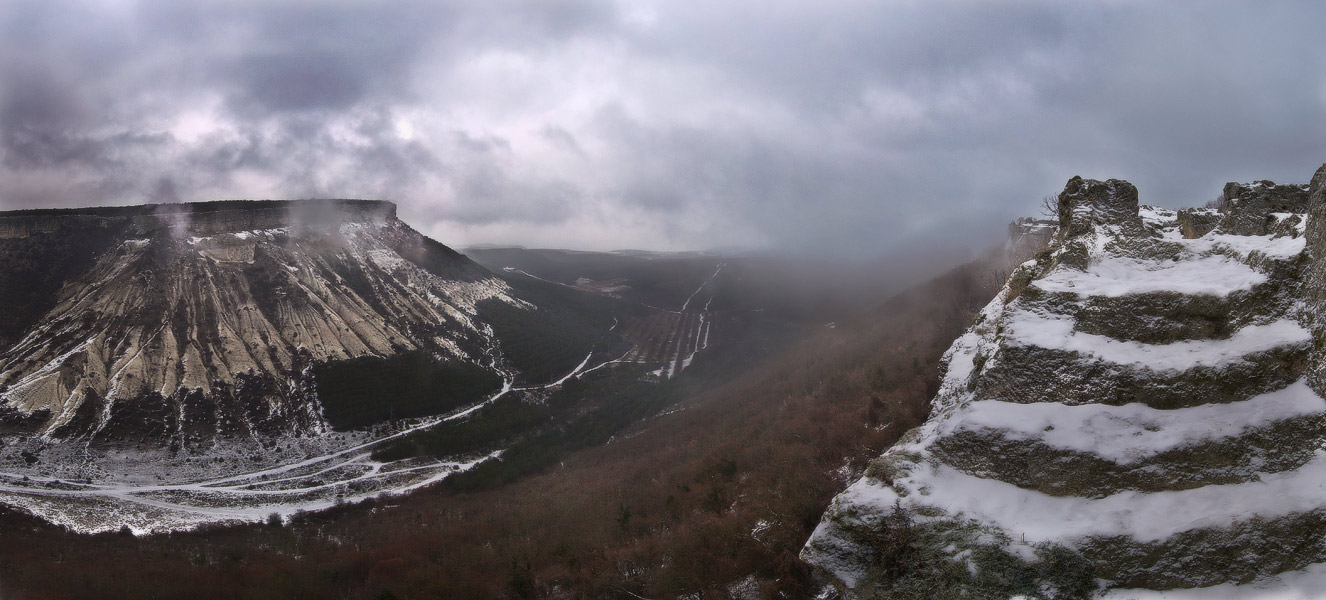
[0,0,1323,256]
[629,1,1073,116]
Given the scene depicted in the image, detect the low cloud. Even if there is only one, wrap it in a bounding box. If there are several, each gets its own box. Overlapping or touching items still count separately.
[0,0,1322,258]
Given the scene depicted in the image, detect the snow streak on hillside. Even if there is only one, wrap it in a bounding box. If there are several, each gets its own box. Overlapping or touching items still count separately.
[0,338,626,534]
[658,262,724,379]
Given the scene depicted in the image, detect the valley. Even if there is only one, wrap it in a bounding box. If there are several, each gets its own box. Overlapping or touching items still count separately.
[0,234,998,599]
[0,201,753,534]
[1,3,1318,598]
[10,173,1312,597]
[0,198,984,599]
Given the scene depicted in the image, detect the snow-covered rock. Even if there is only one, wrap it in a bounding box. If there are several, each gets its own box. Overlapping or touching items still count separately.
[803,164,1326,598]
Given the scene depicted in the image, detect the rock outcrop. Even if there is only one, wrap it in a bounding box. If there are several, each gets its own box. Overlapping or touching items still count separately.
[804,165,1326,598]
[1303,164,1326,397]
[1007,218,1056,263]
[1176,207,1221,239]
[1218,180,1310,236]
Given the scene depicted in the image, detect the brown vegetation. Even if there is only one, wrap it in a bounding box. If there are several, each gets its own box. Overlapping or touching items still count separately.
[0,256,1000,600]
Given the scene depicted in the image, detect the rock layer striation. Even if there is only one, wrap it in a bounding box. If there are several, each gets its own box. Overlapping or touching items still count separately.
[804,164,1326,597]
[0,200,520,446]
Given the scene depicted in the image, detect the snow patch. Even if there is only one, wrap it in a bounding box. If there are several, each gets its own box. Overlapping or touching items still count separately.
[1033,255,1266,297]
[1004,311,1307,373]
[1186,230,1308,260]
[1101,562,1326,599]
[949,380,1325,463]
[890,449,1326,544]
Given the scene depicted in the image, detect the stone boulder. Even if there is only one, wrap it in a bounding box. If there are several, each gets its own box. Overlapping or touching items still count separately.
[1057,176,1142,237]
[1176,208,1221,238]
[1218,180,1310,236]
[1303,163,1326,396]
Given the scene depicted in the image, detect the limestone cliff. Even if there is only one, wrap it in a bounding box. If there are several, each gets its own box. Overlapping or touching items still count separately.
[0,199,635,534]
[0,200,523,445]
[804,164,1326,598]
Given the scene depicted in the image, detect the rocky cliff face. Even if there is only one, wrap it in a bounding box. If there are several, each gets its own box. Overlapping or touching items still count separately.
[0,199,637,534]
[1007,218,1056,262]
[0,200,518,446]
[804,164,1326,598]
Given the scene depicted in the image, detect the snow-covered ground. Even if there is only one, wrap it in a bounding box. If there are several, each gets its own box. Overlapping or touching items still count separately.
[848,447,1326,544]
[1032,254,1266,297]
[656,262,724,379]
[1003,310,1307,372]
[0,345,625,534]
[947,380,1325,463]
[1100,562,1326,600]
[0,373,511,534]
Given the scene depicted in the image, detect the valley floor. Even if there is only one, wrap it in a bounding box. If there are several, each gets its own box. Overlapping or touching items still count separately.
[0,341,644,534]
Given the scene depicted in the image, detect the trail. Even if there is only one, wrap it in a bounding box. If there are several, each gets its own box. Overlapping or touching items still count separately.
[0,332,615,534]
[503,267,573,288]
[680,263,725,312]
[576,349,634,379]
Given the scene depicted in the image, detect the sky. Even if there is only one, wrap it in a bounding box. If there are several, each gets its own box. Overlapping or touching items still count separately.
[0,1,1323,258]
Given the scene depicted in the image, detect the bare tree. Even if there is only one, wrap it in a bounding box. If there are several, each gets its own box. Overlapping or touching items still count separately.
[1040,194,1059,220]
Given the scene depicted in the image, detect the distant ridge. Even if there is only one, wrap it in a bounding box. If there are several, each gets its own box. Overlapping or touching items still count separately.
[0,199,397,239]
[0,198,395,218]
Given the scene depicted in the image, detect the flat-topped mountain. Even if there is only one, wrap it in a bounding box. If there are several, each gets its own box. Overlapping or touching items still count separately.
[0,199,644,532]
[0,199,511,442]
[804,164,1326,598]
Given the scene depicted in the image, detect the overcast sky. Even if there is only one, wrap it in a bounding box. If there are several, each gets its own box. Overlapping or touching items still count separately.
[1,1,1323,257]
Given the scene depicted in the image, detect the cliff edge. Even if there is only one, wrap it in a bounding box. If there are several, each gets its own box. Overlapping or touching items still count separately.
[803,164,1326,598]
